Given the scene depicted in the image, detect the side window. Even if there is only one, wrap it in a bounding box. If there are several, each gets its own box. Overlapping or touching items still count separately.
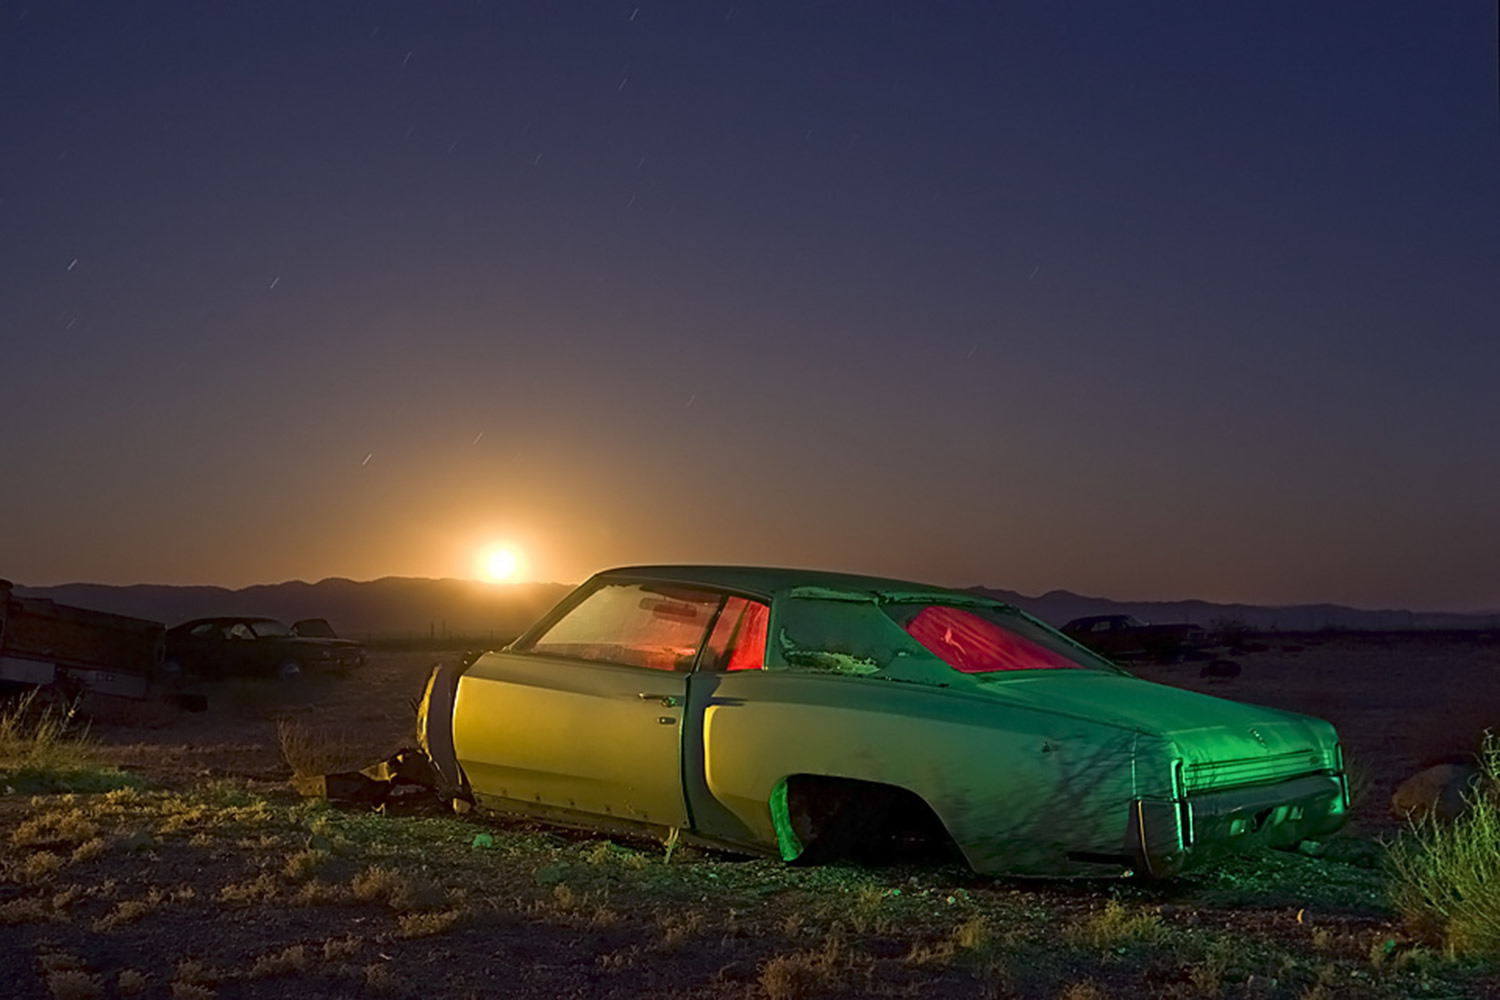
[227,623,255,640]
[701,597,770,672]
[522,582,722,672]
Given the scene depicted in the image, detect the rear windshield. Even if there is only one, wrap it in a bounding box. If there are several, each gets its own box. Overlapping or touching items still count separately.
[886,604,1088,673]
[773,595,1114,678]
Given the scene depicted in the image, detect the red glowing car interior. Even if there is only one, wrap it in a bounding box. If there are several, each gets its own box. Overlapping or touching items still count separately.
[904,605,1084,673]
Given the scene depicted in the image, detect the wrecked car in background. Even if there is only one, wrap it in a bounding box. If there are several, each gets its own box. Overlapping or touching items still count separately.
[1062,614,1208,663]
[165,616,365,680]
[407,566,1347,878]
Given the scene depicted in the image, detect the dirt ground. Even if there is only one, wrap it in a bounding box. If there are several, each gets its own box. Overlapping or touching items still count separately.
[2,634,1498,999]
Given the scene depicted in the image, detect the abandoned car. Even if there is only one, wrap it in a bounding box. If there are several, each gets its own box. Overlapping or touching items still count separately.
[164,616,366,680]
[1062,614,1208,662]
[416,566,1348,878]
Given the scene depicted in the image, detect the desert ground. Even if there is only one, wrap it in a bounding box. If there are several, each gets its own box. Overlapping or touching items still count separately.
[2,633,1498,999]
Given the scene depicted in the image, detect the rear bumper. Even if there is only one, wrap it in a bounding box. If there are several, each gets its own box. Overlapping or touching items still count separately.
[1129,772,1348,877]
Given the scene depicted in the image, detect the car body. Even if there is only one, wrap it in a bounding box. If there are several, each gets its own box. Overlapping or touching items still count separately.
[164,616,366,680]
[1062,614,1207,662]
[421,566,1347,878]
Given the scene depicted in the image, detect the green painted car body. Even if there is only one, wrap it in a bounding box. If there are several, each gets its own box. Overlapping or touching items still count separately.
[437,566,1347,877]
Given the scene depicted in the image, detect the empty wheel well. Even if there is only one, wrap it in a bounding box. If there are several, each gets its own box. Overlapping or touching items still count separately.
[771,774,960,866]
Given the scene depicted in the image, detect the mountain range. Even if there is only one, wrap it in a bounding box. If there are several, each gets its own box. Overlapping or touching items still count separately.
[8,576,1495,639]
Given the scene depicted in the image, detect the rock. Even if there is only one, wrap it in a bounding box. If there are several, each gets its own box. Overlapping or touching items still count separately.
[1199,659,1242,680]
[1390,762,1486,821]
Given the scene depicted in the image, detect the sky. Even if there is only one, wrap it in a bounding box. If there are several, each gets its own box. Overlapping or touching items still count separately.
[1,2,1496,611]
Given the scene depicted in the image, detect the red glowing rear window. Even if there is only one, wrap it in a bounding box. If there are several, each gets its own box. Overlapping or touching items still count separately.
[903,605,1085,673]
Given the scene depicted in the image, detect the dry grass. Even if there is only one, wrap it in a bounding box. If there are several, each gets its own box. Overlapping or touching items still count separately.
[364,962,405,994]
[1387,731,1500,959]
[292,879,349,905]
[758,934,850,1000]
[0,896,56,925]
[45,970,105,1000]
[171,959,223,991]
[1065,899,1166,949]
[168,984,215,1000]
[12,808,100,847]
[1,692,90,772]
[322,934,364,961]
[351,865,434,910]
[395,908,466,938]
[1057,981,1110,1000]
[51,885,84,910]
[952,914,995,952]
[15,850,67,884]
[70,837,108,863]
[276,718,365,777]
[246,944,310,978]
[116,969,149,995]
[92,889,164,932]
[658,908,707,950]
[282,846,331,882]
[218,873,280,903]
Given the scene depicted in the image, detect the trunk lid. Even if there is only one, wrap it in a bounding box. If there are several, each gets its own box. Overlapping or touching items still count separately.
[972,671,1337,790]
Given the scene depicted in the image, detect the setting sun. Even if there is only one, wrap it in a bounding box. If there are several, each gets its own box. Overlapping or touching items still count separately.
[479,546,523,582]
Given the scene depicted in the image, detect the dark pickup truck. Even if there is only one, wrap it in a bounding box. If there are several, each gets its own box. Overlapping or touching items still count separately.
[1062,614,1207,662]
[0,579,170,700]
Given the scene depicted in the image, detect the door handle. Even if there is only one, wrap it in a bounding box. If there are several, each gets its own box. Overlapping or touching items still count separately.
[638,693,679,708]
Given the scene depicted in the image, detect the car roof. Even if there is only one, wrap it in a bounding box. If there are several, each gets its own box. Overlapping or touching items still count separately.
[171,616,282,630]
[592,564,987,602]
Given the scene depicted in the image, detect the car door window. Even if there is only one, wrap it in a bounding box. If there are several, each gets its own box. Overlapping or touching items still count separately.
[522,582,722,672]
[701,596,770,672]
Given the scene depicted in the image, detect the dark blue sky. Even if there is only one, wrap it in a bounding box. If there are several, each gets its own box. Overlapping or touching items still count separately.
[2,1,1496,610]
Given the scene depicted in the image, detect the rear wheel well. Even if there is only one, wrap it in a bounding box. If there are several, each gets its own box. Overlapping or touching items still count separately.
[775,774,961,866]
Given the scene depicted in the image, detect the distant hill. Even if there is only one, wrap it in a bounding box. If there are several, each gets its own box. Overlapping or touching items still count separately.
[9,576,1496,640]
[9,577,573,641]
[966,587,1498,632]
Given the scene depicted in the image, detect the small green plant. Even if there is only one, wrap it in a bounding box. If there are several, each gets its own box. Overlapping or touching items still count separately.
[1386,731,1500,959]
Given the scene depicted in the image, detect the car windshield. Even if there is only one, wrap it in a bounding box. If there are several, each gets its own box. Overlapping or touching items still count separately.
[248,620,292,638]
[774,596,1119,678]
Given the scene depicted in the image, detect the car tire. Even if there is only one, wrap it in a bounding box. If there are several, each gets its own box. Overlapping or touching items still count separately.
[275,659,303,682]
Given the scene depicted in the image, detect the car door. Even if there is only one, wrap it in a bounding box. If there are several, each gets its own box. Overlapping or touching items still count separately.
[179,622,230,676]
[453,580,724,829]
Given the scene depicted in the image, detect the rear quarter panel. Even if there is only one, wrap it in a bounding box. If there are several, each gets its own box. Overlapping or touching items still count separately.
[693,670,1146,874]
